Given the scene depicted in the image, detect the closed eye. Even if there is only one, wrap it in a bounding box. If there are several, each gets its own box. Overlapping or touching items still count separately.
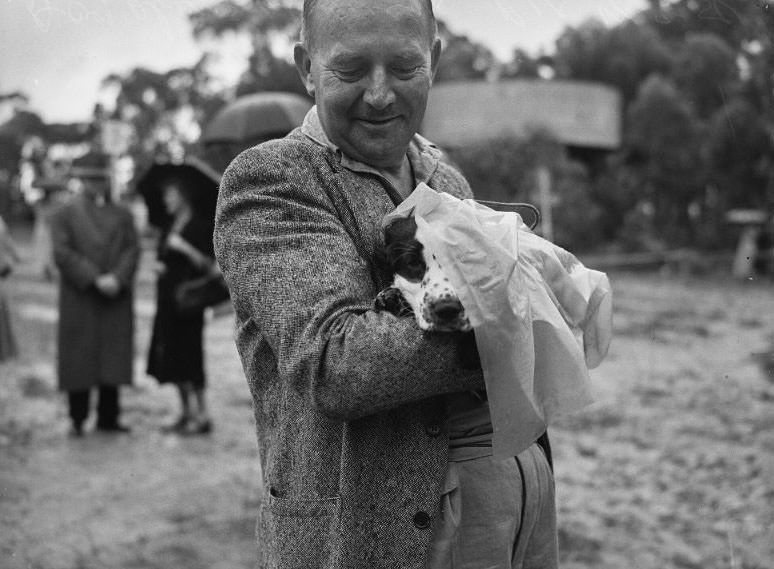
[389,243,426,282]
[391,65,421,79]
[333,68,365,82]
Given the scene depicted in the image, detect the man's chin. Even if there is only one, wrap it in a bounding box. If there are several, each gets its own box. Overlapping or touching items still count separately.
[343,134,412,169]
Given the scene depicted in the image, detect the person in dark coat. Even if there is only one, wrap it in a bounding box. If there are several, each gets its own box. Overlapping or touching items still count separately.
[147,180,214,435]
[50,152,140,436]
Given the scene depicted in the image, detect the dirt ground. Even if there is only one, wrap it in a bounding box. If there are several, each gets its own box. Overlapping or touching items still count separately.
[2,234,774,569]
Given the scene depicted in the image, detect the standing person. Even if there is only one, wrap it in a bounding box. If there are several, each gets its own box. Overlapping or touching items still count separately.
[147,180,214,435]
[214,1,558,568]
[50,152,139,436]
[0,213,21,361]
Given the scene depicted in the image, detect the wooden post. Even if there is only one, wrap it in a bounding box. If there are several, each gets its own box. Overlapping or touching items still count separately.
[536,165,553,242]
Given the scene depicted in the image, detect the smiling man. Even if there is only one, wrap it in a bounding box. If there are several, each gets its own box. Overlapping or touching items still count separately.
[214,1,557,568]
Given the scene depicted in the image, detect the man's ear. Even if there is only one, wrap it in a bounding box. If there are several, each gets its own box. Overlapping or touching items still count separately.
[429,37,442,83]
[294,43,315,97]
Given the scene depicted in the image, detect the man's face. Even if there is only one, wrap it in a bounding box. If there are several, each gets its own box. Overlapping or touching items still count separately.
[295,0,441,170]
[80,177,110,199]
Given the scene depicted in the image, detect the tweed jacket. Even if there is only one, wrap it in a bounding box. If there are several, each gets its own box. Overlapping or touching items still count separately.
[214,122,485,569]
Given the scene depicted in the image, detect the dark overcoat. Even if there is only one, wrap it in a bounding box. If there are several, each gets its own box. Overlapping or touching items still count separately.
[214,123,485,569]
[50,195,139,391]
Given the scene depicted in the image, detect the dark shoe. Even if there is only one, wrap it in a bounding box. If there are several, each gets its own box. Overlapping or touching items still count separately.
[96,422,131,434]
[183,418,213,436]
[69,423,84,438]
[161,415,190,433]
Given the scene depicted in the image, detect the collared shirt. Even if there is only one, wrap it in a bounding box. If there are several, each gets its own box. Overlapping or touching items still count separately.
[300,106,442,199]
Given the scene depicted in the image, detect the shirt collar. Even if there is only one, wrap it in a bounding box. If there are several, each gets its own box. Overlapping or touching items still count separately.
[300,106,441,185]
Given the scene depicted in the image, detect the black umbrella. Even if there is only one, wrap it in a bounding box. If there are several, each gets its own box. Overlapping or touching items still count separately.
[135,156,221,229]
[202,92,312,146]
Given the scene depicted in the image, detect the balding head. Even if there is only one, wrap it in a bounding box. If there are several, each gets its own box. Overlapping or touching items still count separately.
[300,0,438,51]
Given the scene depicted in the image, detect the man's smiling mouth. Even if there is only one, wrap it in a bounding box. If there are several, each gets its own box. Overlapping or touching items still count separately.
[357,116,399,126]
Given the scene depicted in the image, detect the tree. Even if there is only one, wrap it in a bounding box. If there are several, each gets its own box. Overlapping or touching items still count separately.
[706,99,770,209]
[646,0,774,205]
[188,0,306,97]
[500,48,541,79]
[434,20,498,82]
[102,56,226,162]
[448,130,604,251]
[553,18,674,105]
[623,74,704,244]
[673,33,740,119]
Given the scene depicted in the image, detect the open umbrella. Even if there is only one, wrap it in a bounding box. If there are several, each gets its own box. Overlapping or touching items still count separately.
[135,156,221,230]
[202,92,312,146]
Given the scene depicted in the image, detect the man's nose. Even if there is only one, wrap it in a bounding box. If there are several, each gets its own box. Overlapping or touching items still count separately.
[363,67,396,110]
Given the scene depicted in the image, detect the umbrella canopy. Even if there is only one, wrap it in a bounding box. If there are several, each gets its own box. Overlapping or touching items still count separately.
[135,156,221,229]
[201,92,312,146]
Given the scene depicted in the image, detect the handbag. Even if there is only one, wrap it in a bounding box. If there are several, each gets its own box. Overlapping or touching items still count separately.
[174,270,230,314]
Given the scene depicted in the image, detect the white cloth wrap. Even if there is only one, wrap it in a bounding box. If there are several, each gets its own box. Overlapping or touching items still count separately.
[383,184,613,458]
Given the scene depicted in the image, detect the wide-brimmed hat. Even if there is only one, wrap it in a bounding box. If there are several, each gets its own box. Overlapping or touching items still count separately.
[69,152,111,180]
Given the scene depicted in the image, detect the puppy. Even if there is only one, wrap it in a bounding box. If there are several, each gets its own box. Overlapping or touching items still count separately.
[374,210,553,468]
[375,200,539,333]
[376,215,472,332]
[375,215,478,367]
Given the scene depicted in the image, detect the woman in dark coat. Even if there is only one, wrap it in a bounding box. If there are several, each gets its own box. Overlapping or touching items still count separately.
[147,180,214,434]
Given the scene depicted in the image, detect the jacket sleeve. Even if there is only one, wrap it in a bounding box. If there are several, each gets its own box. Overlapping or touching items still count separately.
[214,144,484,422]
[111,210,140,289]
[50,206,101,291]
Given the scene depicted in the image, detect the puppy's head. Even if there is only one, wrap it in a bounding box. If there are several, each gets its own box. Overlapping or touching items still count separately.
[382,216,472,332]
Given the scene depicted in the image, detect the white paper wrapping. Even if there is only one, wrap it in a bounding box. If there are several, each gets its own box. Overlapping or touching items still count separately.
[383,183,613,458]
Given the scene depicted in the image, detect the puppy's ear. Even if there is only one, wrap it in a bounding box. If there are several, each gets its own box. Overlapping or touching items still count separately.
[383,215,418,247]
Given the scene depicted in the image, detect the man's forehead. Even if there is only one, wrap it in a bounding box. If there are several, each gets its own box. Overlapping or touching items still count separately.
[312,0,431,41]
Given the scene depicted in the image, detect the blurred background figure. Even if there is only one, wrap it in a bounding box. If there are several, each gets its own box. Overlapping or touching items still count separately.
[139,159,220,435]
[0,212,20,361]
[50,151,140,437]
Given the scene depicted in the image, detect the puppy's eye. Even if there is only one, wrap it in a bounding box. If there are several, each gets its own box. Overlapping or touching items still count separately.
[397,258,426,281]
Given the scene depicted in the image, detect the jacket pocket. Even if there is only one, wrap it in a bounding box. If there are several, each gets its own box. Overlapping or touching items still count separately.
[258,489,341,569]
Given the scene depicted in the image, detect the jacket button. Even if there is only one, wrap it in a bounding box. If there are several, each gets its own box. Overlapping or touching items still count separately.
[413,511,432,530]
[425,424,441,437]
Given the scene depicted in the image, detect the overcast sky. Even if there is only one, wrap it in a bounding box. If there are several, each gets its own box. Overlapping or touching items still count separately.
[0,0,645,123]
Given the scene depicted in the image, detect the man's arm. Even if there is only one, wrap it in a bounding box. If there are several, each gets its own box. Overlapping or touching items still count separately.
[110,210,140,289]
[215,144,484,422]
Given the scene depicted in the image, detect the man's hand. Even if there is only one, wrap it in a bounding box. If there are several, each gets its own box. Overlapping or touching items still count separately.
[166,233,186,252]
[95,273,121,297]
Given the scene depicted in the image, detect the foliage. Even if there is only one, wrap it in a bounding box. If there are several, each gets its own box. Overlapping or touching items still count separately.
[434,20,498,82]
[102,56,226,165]
[553,18,674,105]
[448,131,605,251]
[706,99,771,210]
[672,33,740,119]
[189,0,304,98]
[500,49,542,79]
[622,75,705,245]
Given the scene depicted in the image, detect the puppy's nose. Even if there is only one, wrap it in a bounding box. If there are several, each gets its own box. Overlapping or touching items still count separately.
[431,298,463,321]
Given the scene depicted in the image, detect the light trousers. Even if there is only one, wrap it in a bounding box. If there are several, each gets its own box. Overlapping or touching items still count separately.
[426,443,558,569]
